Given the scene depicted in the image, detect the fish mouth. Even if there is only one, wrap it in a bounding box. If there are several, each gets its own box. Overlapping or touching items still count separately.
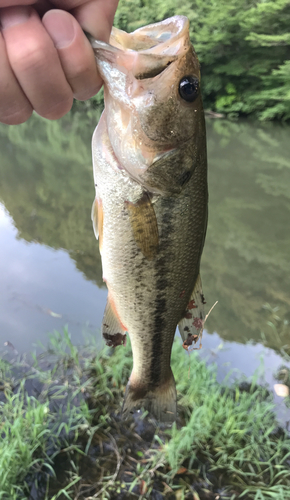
[90,38,176,80]
[110,16,190,57]
[90,16,190,80]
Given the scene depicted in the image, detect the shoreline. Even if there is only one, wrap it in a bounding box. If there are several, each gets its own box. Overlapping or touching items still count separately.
[1,330,290,499]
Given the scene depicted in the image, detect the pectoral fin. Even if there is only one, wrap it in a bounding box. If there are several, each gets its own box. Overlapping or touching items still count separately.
[126,192,159,260]
[92,198,104,253]
[178,274,206,348]
[102,295,127,348]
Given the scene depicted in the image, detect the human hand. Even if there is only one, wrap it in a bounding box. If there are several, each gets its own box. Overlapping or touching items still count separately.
[0,0,119,124]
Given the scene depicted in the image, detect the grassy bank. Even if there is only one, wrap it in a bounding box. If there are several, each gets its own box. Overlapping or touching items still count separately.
[1,329,290,500]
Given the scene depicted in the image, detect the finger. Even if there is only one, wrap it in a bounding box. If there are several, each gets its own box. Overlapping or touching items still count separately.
[0,0,37,6]
[73,0,119,40]
[43,10,101,100]
[1,0,57,17]
[33,0,55,17]
[0,30,32,124]
[46,0,119,41]
[0,6,73,120]
[0,0,54,15]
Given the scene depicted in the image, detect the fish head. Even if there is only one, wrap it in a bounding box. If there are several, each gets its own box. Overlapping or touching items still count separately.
[92,16,206,193]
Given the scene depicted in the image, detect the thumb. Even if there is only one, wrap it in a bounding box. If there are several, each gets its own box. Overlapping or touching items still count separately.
[71,0,119,41]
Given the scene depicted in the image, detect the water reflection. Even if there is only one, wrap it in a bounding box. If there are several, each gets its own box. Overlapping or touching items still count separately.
[0,112,289,354]
[0,109,104,287]
[204,119,290,351]
[0,202,107,354]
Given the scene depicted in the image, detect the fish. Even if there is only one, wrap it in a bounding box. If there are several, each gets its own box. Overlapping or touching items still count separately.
[90,15,208,422]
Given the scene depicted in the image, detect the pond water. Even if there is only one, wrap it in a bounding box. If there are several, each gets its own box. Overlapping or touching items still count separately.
[0,110,289,422]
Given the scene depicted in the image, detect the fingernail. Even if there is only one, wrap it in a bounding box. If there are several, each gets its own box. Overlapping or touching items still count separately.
[43,12,76,49]
[0,6,30,30]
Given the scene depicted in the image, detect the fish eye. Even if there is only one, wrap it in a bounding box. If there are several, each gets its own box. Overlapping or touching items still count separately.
[179,76,199,103]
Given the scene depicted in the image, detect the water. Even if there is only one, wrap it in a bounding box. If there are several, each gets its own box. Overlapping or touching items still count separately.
[0,111,289,421]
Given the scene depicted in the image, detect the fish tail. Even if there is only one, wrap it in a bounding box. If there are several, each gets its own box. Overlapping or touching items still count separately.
[122,370,177,422]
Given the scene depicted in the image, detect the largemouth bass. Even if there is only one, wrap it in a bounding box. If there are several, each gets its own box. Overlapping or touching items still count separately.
[91,16,208,422]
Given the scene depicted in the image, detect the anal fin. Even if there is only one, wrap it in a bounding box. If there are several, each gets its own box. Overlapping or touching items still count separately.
[178,274,206,349]
[102,296,127,348]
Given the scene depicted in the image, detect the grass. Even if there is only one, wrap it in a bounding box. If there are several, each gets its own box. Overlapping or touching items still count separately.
[0,328,290,499]
[0,388,50,500]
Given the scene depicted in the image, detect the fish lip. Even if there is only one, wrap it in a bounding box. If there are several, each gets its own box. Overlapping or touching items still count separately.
[90,15,190,68]
[112,16,189,55]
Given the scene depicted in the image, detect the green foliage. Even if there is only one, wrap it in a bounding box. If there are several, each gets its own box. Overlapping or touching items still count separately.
[0,389,50,500]
[111,0,290,120]
[1,331,290,499]
[160,342,290,497]
[0,329,124,499]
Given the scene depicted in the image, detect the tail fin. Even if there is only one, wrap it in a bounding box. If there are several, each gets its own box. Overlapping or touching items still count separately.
[122,370,177,423]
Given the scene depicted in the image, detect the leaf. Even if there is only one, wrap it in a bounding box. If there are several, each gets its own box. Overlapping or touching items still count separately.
[47,309,62,318]
[175,489,185,500]
[139,479,147,495]
[176,466,187,474]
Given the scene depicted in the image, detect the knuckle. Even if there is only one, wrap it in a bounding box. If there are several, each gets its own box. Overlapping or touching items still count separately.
[0,106,32,125]
[71,59,92,78]
[39,95,73,120]
[12,38,51,72]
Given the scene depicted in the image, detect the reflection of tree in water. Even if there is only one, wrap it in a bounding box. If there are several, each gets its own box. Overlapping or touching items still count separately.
[0,112,289,352]
[0,108,104,288]
[204,119,290,351]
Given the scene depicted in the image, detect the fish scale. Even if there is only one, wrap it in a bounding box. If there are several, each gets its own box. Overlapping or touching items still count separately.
[91,16,208,421]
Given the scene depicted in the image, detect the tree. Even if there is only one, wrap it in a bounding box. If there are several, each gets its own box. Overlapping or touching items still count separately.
[111,0,290,120]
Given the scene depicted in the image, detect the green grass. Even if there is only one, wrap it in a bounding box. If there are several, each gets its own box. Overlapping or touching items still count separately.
[0,329,290,499]
[0,389,50,500]
[153,344,290,499]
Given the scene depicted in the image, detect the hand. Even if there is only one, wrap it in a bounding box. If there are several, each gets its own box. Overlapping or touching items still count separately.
[0,0,119,124]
